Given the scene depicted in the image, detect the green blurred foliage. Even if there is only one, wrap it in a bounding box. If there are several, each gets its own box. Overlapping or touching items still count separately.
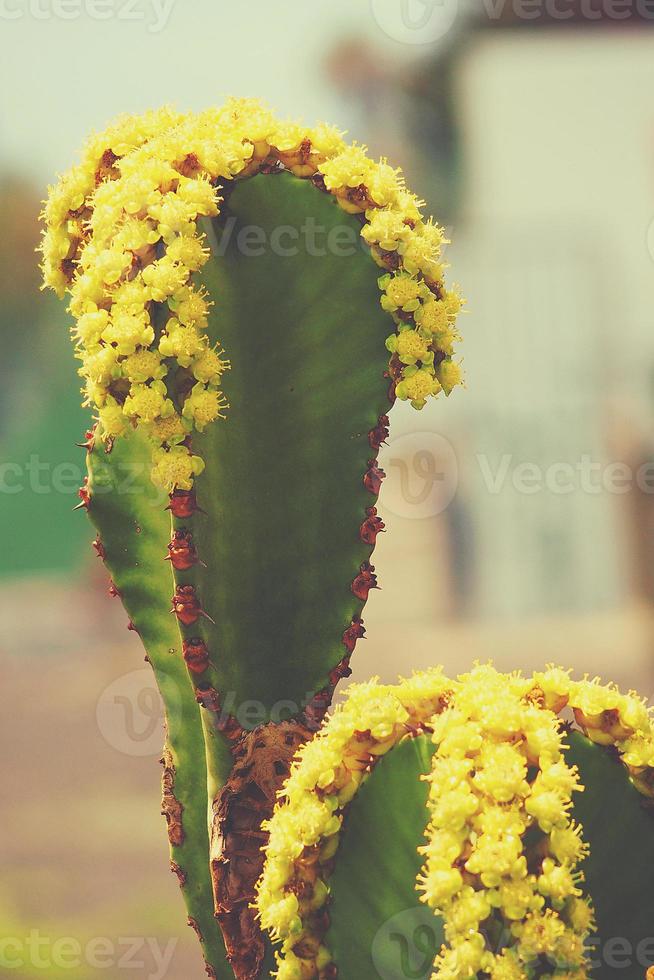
[0,179,90,577]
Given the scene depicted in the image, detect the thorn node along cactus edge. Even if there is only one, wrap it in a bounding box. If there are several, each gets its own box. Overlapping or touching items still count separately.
[41,96,654,980]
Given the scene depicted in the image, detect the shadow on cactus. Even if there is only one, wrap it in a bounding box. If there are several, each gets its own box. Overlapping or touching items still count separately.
[40,99,463,980]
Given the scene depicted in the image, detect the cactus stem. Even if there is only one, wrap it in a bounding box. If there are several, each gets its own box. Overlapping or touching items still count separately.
[211,720,312,980]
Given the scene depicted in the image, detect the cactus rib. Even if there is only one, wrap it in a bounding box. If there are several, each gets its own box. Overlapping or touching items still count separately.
[85,429,232,978]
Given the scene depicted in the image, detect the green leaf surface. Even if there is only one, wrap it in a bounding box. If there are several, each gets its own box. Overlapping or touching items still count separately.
[567,731,654,980]
[86,432,232,977]
[327,734,443,980]
[194,172,392,718]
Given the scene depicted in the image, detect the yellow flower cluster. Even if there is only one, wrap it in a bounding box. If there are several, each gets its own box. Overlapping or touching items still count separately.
[530,666,654,799]
[256,669,453,980]
[41,99,464,490]
[257,664,654,980]
[420,665,592,979]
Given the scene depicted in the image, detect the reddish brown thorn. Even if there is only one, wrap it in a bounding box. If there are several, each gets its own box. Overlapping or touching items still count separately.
[351,561,379,601]
[368,414,390,451]
[108,580,120,598]
[76,428,96,452]
[177,152,201,177]
[171,585,203,625]
[171,861,187,887]
[127,620,138,632]
[73,479,90,511]
[359,506,385,545]
[167,489,199,519]
[216,713,245,740]
[329,655,353,687]
[183,638,210,675]
[195,686,221,712]
[92,536,105,560]
[187,917,203,941]
[304,688,331,729]
[342,619,365,655]
[61,257,76,280]
[363,460,386,496]
[165,529,199,570]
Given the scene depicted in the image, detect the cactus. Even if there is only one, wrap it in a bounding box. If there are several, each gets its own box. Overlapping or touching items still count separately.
[40,99,463,980]
[257,665,654,980]
[40,97,654,980]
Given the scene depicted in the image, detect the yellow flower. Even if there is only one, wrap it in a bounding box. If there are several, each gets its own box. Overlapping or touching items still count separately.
[42,100,467,492]
[386,328,433,366]
[172,287,210,327]
[436,358,464,396]
[123,349,166,383]
[165,233,210,272]
[182,383,228,431]
[123,380,174,423]
[102,310,154,356]
[97,396,127,439]
[158,320,205,367]
[150,444,205,491]
[415,297,451,336]
[148,413,189,446]
[191,346,229,384]
[395,366,442,409]
[379,271,430,315]
[361,211,413,253]
[83,346,120,385]
[141,256,190,302]
[74,309,110,348]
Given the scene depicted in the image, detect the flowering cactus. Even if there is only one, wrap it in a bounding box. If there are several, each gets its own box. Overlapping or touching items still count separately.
[40,99,464,980]
[257,665,654,980]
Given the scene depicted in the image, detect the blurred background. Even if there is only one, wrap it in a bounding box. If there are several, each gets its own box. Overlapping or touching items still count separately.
[2,0,654,976]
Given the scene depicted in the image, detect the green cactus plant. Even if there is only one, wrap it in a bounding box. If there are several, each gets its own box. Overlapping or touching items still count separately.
[41,98,654,980]
[40,99,462,980]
